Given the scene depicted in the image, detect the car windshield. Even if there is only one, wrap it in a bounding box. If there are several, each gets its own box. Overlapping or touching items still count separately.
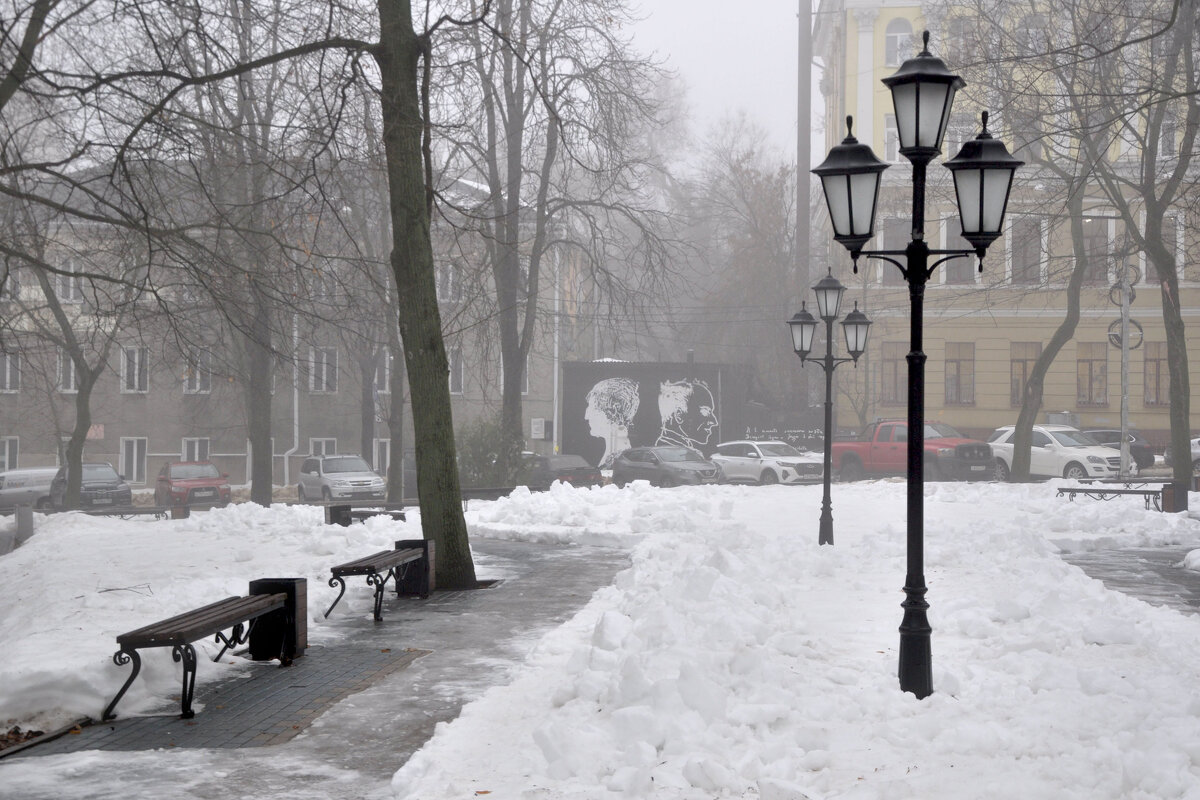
[925,423,963,439]
[549,456,591,469]
[323,456,373,473]
[758,443,802,457]
[1051,430,1101,447]
[170,463,220,479]
[82,464,119,480]
[658,447,704,463]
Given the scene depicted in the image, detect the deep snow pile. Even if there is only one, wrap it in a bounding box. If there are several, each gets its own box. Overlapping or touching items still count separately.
[3,481,1200,799]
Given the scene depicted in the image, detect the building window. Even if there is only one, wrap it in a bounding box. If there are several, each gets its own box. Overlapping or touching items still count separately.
[309,438,336,456]
[1,437,17,470]
[885,18,914,66]
[1011,217,1043,285]
[183,437,210,461]
[120,437,147,484]
[374,438,390,477]
[184,350,212,394]
[1144,341,1169,407]
[309,347,338,393]
[1080,217,1110,285]
[1160,113,1177,160]
[0,267,18,302]
[58,349,78,393]
[437,263,463,303]
[944,342,975,405]
[1010,342,1042,406]
[884,114,900,163]
[0,351,18,392]
[880,218,908,285]
[943,221,976,284]
[1018,13,1048,52]
[374,352,391,395]
[56,260,83,303]
[1076,342,1108,407]
[121,346,148,393]
[449,346,464,395]
[881,341,906,405]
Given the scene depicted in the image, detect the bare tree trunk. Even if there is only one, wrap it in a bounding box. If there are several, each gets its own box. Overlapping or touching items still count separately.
[244,298,275,506]
[376,0,475,588]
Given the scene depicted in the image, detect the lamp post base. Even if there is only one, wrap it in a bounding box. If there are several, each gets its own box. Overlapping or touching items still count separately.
[898,582,932,698]
[818,506,833,546]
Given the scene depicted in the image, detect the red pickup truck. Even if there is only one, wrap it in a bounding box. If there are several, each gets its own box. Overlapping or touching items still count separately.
[831,420,994,481]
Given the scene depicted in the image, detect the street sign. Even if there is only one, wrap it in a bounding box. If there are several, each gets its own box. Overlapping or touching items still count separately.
[1108,318,1143,350]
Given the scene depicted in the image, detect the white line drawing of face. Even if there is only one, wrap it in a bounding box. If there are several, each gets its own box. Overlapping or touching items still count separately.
[585,377,640,468]
[656,379,718,449]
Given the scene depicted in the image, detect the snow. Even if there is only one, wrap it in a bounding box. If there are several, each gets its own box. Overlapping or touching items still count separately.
[4,480,1200,798]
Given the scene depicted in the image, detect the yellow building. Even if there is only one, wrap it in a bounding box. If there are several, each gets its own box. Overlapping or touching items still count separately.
[812,0,1198,451]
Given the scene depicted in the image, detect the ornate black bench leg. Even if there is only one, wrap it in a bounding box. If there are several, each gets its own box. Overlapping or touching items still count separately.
[173,644,198,719]
[367,569,395,622]
[213,621,248,662]
[102,648,142,721]
[324,575,347,618]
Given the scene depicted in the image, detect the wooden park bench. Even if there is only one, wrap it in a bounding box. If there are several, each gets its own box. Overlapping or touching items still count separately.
[84,506,170,520]
[102,578,306,721]
[324,503,407,526]
[1056,486,1163,511]
[325,539,435,622]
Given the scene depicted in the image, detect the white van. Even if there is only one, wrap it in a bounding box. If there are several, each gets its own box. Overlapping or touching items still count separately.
[0,467,59,513]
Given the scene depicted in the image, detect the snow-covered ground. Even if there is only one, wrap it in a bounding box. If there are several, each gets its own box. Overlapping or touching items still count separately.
[3,479,1200,799]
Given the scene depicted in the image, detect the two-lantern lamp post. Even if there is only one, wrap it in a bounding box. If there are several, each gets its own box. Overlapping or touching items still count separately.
[806,31,1022,699]
[788,272,871,548]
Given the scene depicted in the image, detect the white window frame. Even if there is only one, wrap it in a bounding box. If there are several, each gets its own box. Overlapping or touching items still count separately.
[884,18,914,67]
[184,350,212,394]
[183,437,210,462]
[1,436,17,470]
[120,437,147,484]
[449,346,464,395]
[58,349,78,394]
[0,351,18,392]
[309,438,336,457]
[373,438,390,477]
[1007,215,1046,285]
[374,352,391,395]
[884,114,900,163]
[121,345,149,394]
[309,347,338,393]
[56,260,83,303]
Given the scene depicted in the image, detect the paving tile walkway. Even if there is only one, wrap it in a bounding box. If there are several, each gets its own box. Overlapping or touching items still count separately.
[0,538,630,800]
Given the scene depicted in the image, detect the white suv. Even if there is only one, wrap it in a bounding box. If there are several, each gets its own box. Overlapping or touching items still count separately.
[710,440,823,485]
[297,455,386,502]
[989,425,1121,481]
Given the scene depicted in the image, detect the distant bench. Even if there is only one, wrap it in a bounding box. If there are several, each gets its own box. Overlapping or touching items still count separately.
[84,506,170,520]
[103,578,306,720]
[325,539,435,621]
[324,503,407,526]
[1056,486,1163,511]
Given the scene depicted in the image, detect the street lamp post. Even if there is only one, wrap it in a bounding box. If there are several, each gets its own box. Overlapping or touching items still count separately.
[812,32,1022,698]
[787,273,871,547]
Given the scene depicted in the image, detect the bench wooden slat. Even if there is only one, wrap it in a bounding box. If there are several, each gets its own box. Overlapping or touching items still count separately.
[117,593,287,648]
[331,548,424,577]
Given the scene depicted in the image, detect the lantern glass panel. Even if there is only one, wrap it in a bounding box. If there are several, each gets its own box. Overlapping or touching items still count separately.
[953,169,981,232]
[814,284,845,320]
[843,317,870,355]
[981,168,1015,231]
[789,315,818,355]
[820,175,851,236]
[849,172,881,235]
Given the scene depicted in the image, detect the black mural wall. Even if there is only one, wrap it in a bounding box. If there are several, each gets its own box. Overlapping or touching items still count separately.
[562,361,750,468]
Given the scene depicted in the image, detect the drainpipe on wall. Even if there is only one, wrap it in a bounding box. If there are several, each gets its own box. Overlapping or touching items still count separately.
[281,313,301,486]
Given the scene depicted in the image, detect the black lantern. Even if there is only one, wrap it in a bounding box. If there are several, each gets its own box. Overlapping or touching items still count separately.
[812,272,847,321]
[944,111,1024,254]
[787,303,819,360]
[881,31,965,162]
[812,116,890,259]
[840,302,872,361]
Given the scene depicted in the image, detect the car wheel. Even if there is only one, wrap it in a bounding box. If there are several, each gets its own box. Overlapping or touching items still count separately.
[35,497,50,511]
[839,458,863,482]
[658,474,677,488]
[995,458,1010,482]
[1063,462,1087,480]
[758,469,778,485]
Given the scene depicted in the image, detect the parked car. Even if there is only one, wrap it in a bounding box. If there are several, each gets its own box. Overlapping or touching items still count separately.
[1082,429,1156,471]
[1163,436,1200,473]
[49,462,133,509]
[155,461,232,508]
[297,454,386,502]
[524,454,603,491]
[988,425,1120,481]
[611,446,720,488]
[831,420,993,481]
[710,440,822,485]
[0,467,60,513]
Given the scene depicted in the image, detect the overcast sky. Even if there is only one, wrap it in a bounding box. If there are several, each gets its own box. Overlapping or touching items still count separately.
[629,0,811,159]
